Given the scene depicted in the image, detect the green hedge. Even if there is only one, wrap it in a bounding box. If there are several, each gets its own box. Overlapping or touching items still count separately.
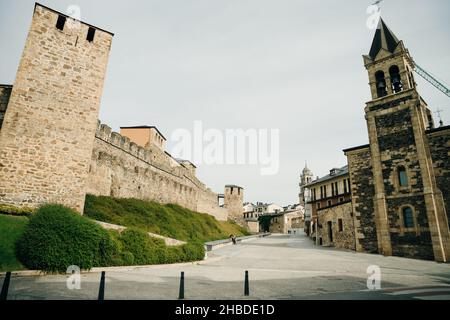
[15,204,205,272]
[111,228,205,266]
[16,204,118,273]
[0,204,35,217]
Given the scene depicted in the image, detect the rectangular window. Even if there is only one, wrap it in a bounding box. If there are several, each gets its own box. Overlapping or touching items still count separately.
[403,207,415,228]
[56,15,66,31]
[317,203,321,209]
[324,186,327,198]
[344,179,347,194]
[335,182,338,195]
[320,186,323,199]
[338,219,343,232]
[87,27,96,42]
[327,200,332,207]
[331,184,335,197]
[347,179,351,193]
[398,168,408,187]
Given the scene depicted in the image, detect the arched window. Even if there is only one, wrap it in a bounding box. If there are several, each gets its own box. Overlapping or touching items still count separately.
[389,65,403,93]
[397,166,408,187]
[402,207,414,228]
[375,71,388,97]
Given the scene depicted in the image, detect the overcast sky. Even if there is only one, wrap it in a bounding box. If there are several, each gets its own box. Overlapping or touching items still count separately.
[1,0,449,206]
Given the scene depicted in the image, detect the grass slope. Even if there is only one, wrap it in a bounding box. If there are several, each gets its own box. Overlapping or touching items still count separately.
[84,195,249,242]
[0,215,28,272]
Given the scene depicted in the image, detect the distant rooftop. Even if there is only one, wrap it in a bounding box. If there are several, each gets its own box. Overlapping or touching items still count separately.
[343,144,370,153]
[305,165,349,187]
[120,126,167,141]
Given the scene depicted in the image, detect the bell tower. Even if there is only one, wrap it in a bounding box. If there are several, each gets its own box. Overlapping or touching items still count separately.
[363,18,450,261]
[299,163,313,206]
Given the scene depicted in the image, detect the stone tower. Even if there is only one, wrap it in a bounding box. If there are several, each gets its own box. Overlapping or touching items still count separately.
[299,163,313,206]
[0,4,114,212]
[362,18,450,261]
[224,185,244,221]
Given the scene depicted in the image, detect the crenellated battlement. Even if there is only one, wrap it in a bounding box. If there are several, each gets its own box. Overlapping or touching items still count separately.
[96,122,154,163]
[0,3,243,222]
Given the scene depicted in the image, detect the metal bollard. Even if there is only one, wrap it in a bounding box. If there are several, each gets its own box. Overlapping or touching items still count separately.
[178,271,185,300]
[98,271,105,301]
[0,272,11,301]
[244,270,250,296]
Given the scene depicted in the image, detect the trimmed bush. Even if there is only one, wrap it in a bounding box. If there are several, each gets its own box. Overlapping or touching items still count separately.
[117,228,166,265]
[16,204,118,273]
[111,229,206,266]
[0,204,35,217]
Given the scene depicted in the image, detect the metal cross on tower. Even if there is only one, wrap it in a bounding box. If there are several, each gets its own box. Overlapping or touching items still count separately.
[435,108,444,127]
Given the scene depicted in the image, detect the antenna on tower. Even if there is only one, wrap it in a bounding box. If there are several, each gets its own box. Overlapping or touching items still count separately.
[435,109,444,127]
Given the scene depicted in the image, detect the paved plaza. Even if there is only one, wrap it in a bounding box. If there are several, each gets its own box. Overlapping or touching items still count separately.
[3,234,450,300]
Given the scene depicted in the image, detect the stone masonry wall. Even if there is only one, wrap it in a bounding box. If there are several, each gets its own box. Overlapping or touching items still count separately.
[427,128,450,229]
[317,202,355,250]
[87,123,228,221]
[346,148,378,253]
[0,5,113,212]
[197,188,228,221]
[0,85,12,129]
[224,186,244,222]
[375,105,434,260]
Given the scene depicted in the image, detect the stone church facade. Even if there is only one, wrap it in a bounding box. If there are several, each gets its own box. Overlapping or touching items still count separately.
[0,4,243,222]
[344,19,450,262]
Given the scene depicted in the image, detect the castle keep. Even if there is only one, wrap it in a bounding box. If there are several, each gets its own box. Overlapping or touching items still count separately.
[344,19,450,262]
[0,4,243,221]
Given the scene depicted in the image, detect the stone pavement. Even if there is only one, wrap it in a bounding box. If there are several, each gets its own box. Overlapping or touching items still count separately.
[3,233,450,300]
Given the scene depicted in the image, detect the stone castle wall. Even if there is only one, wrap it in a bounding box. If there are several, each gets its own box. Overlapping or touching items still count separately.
[87,122,229,221]
[224,186,244,221]
[0,5,113,212]
[0,85,12,128]
[0,4,241,223]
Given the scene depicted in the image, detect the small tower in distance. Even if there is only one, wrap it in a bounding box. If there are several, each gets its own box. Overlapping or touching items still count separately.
[224,185,244,222]
[299,162,314,206]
